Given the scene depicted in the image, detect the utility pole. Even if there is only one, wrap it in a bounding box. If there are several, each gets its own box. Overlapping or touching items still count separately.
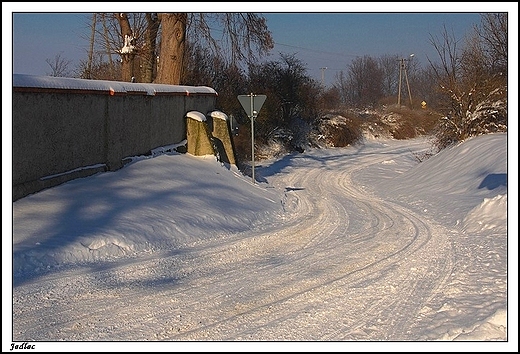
[397,54,414,108]
[320,67,327,87]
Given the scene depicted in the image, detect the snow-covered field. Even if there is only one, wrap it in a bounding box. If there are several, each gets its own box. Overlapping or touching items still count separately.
[6,132,515,351]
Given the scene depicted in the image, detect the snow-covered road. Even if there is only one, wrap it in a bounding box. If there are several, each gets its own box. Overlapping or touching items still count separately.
[11,136,509,345]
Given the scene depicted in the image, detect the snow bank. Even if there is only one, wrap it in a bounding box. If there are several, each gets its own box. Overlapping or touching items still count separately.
[384,133,508,227]
[462,194,507,233]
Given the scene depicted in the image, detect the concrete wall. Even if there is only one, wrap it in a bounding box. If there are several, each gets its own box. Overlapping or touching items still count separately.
[12,75,217,201]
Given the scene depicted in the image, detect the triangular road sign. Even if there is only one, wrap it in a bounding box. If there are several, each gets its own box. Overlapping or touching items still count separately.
[238,94,267,117]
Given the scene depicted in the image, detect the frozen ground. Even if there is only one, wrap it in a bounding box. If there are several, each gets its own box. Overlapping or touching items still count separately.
[6,132,516,351]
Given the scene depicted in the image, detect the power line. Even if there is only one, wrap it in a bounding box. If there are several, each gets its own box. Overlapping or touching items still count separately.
[273,41,360,59]
[204,22,361,64]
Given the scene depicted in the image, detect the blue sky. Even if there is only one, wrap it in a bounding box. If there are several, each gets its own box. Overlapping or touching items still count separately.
[4,3,517,87]
[263,12,483,85]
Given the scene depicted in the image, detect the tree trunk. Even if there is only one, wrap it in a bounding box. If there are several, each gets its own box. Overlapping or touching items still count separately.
[101,13,115,79]
[86,13,96,79]
[154,13,187,85]
[142,13,160,83]
[116,13,135,82]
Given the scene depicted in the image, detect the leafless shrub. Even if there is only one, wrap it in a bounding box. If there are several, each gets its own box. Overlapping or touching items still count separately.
[428,14,507,150]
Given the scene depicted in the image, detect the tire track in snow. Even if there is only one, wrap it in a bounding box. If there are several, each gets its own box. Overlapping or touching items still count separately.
[161,142,454,340]
[12,140,455,341]
[319,143,454,340]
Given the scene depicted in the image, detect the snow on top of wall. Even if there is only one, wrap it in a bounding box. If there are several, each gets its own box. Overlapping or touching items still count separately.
[210,110,228,121]
[13,74,217,96]
[186,111,206,122]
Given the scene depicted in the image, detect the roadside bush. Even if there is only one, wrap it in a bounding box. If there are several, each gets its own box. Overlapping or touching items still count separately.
[428,14,507,151]
[312,112,364,148]
[384,105,441,139]
[431,86,507,150]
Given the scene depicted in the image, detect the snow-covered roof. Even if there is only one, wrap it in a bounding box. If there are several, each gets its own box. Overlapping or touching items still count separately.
[13,74,217,96]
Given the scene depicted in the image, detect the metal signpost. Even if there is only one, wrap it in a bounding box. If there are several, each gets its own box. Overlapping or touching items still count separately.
[238,93,266,184]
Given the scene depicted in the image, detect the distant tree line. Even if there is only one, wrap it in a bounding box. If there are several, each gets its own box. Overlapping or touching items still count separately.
[46,12,507,161]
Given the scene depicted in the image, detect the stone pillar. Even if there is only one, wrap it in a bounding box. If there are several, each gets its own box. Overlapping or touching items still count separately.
[209,110,236,165]
[186,111,215,157]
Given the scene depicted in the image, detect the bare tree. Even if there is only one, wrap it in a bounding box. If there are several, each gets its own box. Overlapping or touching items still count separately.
[85,13,97,79]
[428,24,473,148]
[76,53,121,80]
[333,70,349,105]
[477,13,508,76]
[46,52,73,77]
[101,13,117,79]
[412,65,445,110]
[428,16,507,150]
[186,13,273,68]
[142,13,160,83]
[112,13,273,84]
[77,13,123,80]
[115,13,136,82]
[379,54,399,98]
[82,13,272,84]
[346,55,384,108]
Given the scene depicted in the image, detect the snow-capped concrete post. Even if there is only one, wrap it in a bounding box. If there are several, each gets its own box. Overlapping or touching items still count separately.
[209,111,236,165]
[185,111,215,157]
